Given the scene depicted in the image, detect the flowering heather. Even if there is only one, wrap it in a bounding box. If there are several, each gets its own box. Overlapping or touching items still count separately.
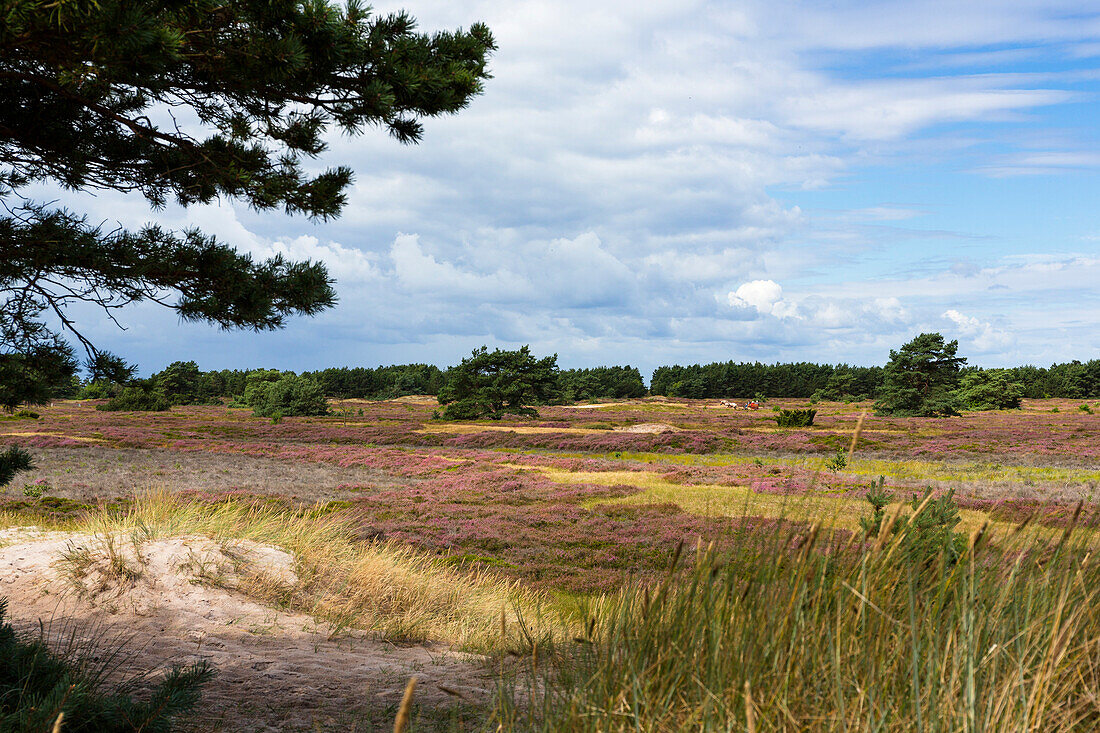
[1,397,1097,592]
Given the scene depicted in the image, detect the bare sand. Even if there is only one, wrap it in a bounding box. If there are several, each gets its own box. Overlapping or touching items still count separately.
[0,529,492,731]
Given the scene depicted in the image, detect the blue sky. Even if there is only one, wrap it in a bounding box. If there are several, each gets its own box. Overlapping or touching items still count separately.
[48,0,1100,377]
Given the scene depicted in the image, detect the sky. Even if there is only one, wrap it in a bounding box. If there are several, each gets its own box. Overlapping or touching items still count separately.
[44,0,1100,378]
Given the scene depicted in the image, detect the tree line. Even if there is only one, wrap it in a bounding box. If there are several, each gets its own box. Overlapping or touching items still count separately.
[650,359,1100,400]
[61,353,1100,409]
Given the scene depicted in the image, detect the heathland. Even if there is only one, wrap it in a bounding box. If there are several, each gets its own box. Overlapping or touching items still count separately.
[3,394,1100,730]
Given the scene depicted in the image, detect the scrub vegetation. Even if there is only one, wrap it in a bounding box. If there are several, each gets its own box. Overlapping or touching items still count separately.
[1,390,1098,728]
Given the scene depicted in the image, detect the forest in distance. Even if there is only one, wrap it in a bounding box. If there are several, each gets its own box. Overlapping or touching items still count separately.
[59,347,1100,405]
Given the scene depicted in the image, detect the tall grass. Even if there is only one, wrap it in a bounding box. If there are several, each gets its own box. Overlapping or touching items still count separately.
[500,517,1100,731]
[77,491,543,650]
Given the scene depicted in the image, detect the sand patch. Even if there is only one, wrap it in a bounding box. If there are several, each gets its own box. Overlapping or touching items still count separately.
[0,531,490,730]
[615,423,681,434]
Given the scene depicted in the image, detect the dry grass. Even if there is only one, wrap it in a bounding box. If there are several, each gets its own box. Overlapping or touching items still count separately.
[61,491,550,650]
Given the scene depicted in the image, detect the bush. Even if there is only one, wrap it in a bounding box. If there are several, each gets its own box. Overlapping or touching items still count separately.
[246,374,328,417]
[12,410,39,419]
[76,382,114,400]
[860,477,965,566]
[775,408,816,428]
[0,598,212,731]
[954,370,1023,411]
[97,386,170,412]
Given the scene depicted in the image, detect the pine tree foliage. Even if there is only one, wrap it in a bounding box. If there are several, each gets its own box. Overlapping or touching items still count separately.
[0,0,495,406]
[873,333,967,417]
[0,445,33,488]
[438,345,560,419]
[0,598,213,731]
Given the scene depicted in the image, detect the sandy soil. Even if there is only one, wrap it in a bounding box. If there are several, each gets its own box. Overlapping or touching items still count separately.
[0,529,492,731]
[614,423,680,434]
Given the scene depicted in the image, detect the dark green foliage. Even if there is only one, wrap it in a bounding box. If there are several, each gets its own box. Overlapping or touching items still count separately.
[775,408,816,428]
[0,598,213,731]
[304,364,445,399]
[149,361,224,405]
[11,410,38,419]
[558,366,646,401]
[860,477,965,566]
[0,340,78,413]
[650,362,883,400]
[873,333,966,417]
[0,0,495,408]
[954,369,1024,411]
[0,446,34,488]
[438,346,559,420]
[97,386,170,412]
[245,374,328,417]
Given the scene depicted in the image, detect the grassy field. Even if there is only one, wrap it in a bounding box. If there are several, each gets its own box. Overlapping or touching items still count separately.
[2,396,1100,729]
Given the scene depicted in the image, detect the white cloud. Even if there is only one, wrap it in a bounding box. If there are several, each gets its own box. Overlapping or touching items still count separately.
[943,309,1014,352]
[728,280,799,318]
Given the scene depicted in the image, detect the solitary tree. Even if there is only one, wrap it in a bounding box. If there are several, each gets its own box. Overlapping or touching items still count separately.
[0,0,494,481]
[874,333,966,417]
[438,346,560,419]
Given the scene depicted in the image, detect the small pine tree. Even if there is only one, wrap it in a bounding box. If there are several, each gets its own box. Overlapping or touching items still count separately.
[438,346,559,419]
[874,333,966,417]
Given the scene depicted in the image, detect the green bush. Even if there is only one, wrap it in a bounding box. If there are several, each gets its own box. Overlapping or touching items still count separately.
[860,477,965,566]
[96,386,170,412]
[775,408,816,428]
[824,449,847,472]
[12,410,39,419]
[245,374,328,417]
[0,598,212,731]
[954,370,1023,411]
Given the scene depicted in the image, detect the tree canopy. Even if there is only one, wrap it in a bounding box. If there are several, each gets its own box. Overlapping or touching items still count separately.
[0,0,495,408]
[873,333,967,417]
[438,346,560,420]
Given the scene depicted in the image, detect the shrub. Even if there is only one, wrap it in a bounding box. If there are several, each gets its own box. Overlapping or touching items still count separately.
[824,449,847,472]
[0,598,212,731]
[954,370,1023,411]
[97,386,170,412]
[12,410,39,419]
[76,382,114,400]
[775,408,816,428]
[246,374,328,417]
[860,477,965,566]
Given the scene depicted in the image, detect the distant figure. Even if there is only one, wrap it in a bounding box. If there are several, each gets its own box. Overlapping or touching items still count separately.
[747,401,761,410]
[721,400,738,409]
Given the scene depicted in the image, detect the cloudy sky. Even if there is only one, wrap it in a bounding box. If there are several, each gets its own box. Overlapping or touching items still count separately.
[50,0,1100,377]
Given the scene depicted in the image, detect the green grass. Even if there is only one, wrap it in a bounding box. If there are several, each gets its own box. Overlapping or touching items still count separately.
[518,448,1100,490]
[496,519,1100,731]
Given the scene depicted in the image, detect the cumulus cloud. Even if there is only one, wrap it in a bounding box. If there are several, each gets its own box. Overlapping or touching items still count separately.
[22,0,1100,374]
[728,280,799,318]
[943,309,1014,352]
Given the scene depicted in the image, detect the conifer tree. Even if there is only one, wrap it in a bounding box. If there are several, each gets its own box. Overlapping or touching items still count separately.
[0,0,495,406]
[873,333,966,417]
